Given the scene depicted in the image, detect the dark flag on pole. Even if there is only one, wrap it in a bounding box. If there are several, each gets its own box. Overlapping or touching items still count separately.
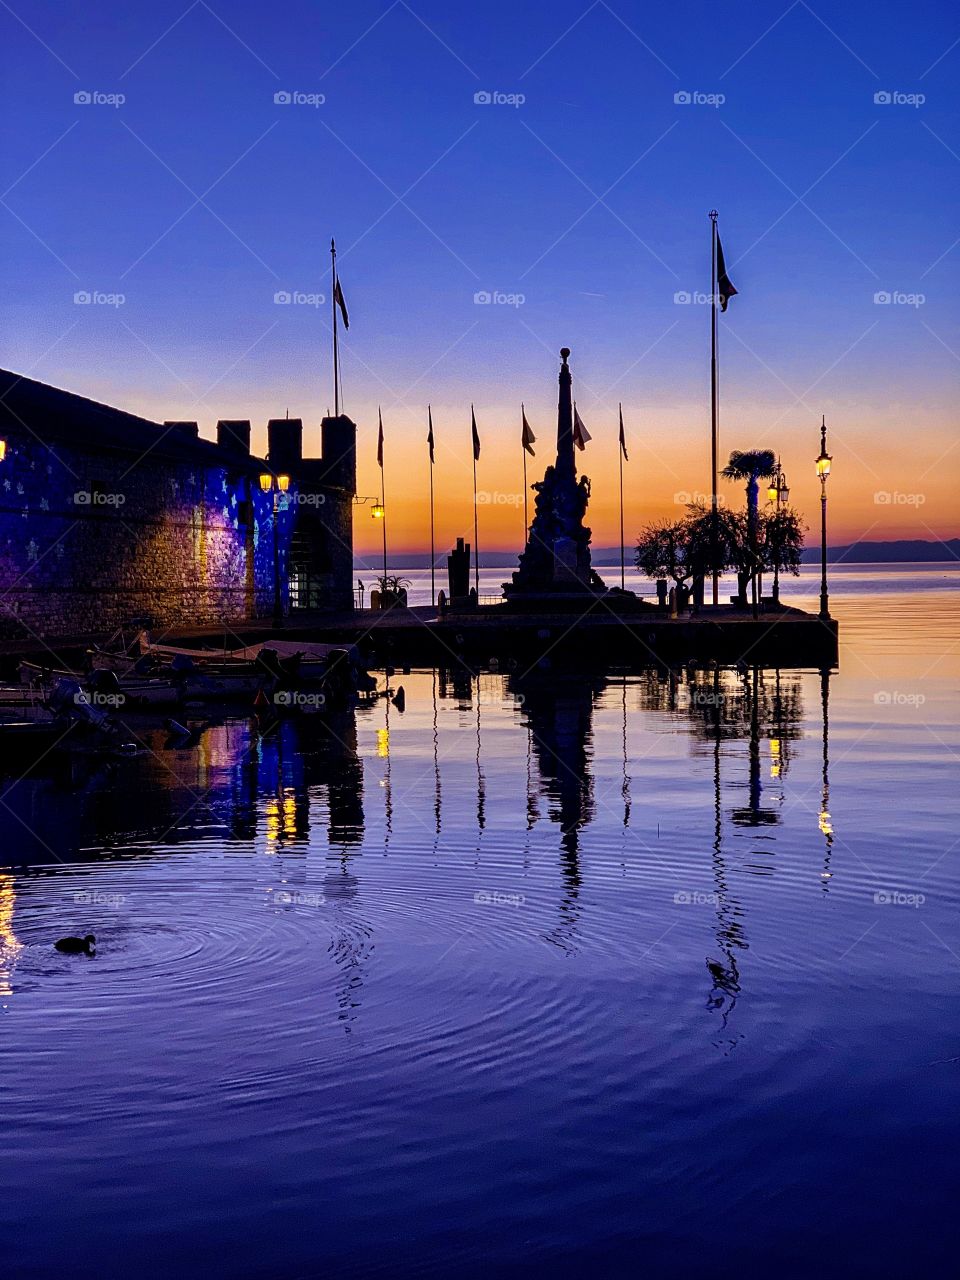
[521,407,536,456]
[333,278,350,329]
[377,409,384,468]
[427,406,435,464]
[617,403,627,591]
[470,406,481,594]
[573,404,591,451]
[716,234,738,312]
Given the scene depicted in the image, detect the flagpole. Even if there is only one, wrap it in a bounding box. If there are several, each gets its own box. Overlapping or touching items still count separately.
[471,405,480,596]
[521,402,529,539]
[618,402,625,591]
[709,210,719,607]
[379,409,387,588]
[428,406,436,608]
[331,238,340,417]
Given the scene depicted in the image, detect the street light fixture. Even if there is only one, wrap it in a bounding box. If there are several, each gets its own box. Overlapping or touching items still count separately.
[352,497,387,604]
[259,472,290,628]
[353,495,384,519]
[767,456,790,605]
[816,417,832,620]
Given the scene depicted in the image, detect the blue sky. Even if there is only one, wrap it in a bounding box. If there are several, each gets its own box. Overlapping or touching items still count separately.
[1,0,958,548]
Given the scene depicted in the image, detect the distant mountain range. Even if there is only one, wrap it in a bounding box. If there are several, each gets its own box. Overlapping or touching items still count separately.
[796,539,960,564]
[356,539,959,570]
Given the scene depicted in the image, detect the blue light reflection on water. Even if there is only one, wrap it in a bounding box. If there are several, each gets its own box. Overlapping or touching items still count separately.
[1,571,958,1277]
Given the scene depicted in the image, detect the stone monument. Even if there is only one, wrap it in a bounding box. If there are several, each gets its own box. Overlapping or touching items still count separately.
[503,348,606,603]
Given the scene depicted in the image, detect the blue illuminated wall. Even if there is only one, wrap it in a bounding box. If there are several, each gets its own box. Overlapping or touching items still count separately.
[0,430,296,642]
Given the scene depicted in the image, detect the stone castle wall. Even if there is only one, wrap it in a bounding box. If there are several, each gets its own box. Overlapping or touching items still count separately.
[0,435,297,642]
[320,488,355,611]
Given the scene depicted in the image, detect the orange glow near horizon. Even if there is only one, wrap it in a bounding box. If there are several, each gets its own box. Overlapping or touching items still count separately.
[68,377,959,560]
[349,402,959,559]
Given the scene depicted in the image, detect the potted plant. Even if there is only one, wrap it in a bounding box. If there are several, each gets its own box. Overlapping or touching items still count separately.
[374,574,411,609]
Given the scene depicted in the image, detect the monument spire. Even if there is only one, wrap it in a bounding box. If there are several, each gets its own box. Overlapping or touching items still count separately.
[504,346,605,600]
[557,346,575,480]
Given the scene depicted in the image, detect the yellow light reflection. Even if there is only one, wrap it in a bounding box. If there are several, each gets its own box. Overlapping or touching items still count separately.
[264,791,299,846]
[376,728,390,758]
[264,797,281,846]
[0,873,23,997]
[769,738,781,779]
[282,793,297,838]
[819,808,833,836]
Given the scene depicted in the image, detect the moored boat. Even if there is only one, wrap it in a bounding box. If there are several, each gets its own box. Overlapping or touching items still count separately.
[19,661,184,709]
[87,635,378,706]
[0,677,142,766]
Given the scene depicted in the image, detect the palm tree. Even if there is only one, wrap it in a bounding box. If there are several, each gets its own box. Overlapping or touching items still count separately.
[721,449,776,615]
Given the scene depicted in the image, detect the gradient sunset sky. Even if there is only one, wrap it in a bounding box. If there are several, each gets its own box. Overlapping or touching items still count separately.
[1,0,957,556]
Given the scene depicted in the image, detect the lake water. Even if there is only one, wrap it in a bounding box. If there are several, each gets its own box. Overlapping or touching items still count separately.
[364,558,960,607]
[2,566,958,1277]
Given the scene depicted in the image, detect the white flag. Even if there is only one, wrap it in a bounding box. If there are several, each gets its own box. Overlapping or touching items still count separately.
[573,404,591,451]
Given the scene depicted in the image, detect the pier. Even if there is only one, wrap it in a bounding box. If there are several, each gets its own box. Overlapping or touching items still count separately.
[0,601,838,674]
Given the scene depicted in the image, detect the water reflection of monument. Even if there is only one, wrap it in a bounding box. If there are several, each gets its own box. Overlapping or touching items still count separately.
[507,671,602,952]
[442,661,813,860]
[509,673,600,858]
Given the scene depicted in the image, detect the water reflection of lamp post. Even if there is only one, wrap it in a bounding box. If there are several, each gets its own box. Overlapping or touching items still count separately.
[259,471,290,628]
[819,667,834,887]
[766,458,790,606]
[815,418,832,620]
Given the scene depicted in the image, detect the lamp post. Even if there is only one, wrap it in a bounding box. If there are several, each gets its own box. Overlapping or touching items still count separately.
[372,500,386,599]
[259,471,290,628]
[352,496,386,610]
[815,417,832,620]
[766,457,790,607]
